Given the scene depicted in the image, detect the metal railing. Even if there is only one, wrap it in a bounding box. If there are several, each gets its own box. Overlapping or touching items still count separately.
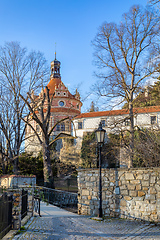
[34,186,78,208]
[0,193,12,239]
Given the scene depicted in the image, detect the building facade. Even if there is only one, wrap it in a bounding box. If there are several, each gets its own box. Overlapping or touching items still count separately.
[73,106,160,149]
[25,55,82,154]
[25,56,160,168]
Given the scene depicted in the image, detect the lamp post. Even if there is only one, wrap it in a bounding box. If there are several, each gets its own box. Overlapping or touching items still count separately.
[95,122,106,218]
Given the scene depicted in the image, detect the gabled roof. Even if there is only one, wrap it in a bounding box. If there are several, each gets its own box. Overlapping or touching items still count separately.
[47,78,61,95]
[47,77,77,99]
[75,106,160,119]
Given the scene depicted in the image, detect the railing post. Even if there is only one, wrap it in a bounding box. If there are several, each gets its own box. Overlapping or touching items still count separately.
[38,198,41,216]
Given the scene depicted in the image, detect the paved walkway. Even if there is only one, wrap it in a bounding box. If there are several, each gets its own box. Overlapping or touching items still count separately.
[12,202,160,240]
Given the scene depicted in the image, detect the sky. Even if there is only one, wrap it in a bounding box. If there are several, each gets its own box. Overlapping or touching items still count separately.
[0,0,149,112]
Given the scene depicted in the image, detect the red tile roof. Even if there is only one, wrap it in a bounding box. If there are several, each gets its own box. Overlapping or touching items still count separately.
[47,77,61,95]
[47,77,75,99]
[75,106,160,119]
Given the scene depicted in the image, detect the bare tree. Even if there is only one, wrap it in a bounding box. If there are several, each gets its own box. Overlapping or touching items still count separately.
[149,0,160,5]
[0,42,49,174]
[92,5,160,167]
[20,87,74,188]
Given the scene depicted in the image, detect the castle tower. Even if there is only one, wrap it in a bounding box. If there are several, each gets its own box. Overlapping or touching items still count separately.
[51,52,61,78]
[25,54,82,155]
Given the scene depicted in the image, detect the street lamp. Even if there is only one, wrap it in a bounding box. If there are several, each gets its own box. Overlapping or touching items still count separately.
[95,122,106,218]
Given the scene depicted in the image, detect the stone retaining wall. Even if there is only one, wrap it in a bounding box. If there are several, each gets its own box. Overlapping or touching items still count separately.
[78,168,160,222]
[0,175,36,188]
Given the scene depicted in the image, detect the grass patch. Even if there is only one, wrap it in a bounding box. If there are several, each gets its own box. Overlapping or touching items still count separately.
[16,226,26,235]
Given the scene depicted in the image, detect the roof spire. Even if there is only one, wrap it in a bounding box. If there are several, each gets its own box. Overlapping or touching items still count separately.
[51,43,61,78]
[55,42,57,60]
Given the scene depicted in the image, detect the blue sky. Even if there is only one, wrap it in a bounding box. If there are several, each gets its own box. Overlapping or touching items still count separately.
[0,0,148,111]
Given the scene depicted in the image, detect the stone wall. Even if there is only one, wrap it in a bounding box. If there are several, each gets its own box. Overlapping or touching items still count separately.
[0,188,34,230]
[0,175,36,188]
[78,168,160,222]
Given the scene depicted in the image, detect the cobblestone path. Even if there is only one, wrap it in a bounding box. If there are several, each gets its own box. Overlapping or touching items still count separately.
[13,203,160,240]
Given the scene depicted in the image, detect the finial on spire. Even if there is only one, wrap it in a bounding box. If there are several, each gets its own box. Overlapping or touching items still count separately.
[55,42,56,60]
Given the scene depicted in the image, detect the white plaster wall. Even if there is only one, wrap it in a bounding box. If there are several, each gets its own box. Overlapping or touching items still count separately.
[73,111,160,149]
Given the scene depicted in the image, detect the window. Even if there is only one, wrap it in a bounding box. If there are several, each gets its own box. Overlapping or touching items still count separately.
[61,123,65,131]
[151,116,156,125]
[78,122,82,129]
[125,119,130,126]
[56,123,65,131]
[101,120,105,127]
[57,124,60,131]
[65,121,70,131]
[63,92,66,96]
[59,101,64,107]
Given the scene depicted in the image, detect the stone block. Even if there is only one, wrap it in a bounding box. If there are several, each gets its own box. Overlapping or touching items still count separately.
[129,190,137,197]
[120,199,127,207]
[145,194,156,200]
[142,187,148,191]
[155,184,160,191]
[136,174,143,180]
[142,181,149,187]
[150,176,156,184]
[120,184,127,190]
[90,177,96,182]
[125,173,135,180]
[143,174,150,180]
[120,189,128,195]
[124,196,132,201]
[138,191,146,197]
[149,187,157,194]
[82,190,89,196]
[130,180,140,185]
[136,184,141,190]
[128,184,136,190]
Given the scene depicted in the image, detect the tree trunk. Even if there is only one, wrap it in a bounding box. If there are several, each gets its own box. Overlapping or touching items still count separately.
[129,99,134,168]
[42,134,54,188]
[13,156,19,174]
